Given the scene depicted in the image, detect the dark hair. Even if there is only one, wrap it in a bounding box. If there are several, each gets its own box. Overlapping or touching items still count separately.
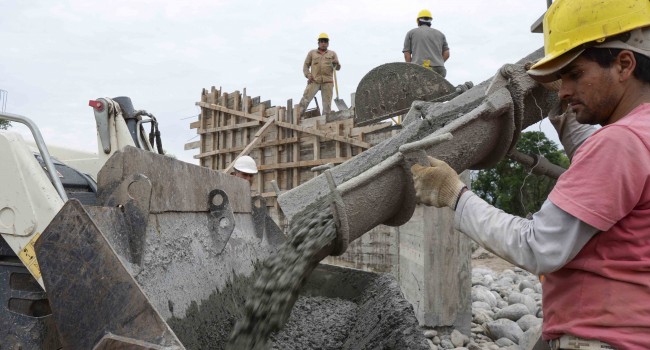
[582,47,650,83]
[417,19,432,27]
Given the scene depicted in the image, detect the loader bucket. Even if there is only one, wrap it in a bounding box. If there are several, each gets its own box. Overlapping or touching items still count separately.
[33,146,286,349]
[35,199,184,349]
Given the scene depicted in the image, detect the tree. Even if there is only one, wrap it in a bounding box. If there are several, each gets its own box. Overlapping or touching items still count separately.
[0,120,9,130]
[472,131,569,217]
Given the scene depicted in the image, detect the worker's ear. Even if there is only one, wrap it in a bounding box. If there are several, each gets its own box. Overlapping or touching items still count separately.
[616,50,636,82]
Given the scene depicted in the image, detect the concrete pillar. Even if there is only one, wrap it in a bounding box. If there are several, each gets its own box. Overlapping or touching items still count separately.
[422,205,472,333]
[397,171,472,333]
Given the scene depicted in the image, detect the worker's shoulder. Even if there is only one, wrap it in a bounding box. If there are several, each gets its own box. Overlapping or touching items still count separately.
[405,27,419,34]
[606,110,650,143]
[409,26,445,38]
[426,26,446,36]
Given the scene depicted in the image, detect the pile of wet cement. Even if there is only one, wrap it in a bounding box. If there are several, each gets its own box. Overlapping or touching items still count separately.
[269,273,430,350]
[226,196,430,350]
[226,199,338,349]
[268,296,357,349]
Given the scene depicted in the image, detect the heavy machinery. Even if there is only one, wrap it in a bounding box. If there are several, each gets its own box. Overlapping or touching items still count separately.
[0,95,431,349]
[0,96,289,349]
[0,44,560,350]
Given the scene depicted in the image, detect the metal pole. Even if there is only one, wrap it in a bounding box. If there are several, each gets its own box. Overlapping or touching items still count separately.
[0,112,68,201]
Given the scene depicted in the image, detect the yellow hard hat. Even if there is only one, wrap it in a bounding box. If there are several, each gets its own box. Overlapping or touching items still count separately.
[529,0,650,82]
[417,9,432,20]
[318,33,329,40]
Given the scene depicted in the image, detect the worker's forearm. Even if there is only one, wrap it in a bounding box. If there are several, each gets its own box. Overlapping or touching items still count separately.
[443,50,450,62]
[454,192,599,275]
[404,52,412,63]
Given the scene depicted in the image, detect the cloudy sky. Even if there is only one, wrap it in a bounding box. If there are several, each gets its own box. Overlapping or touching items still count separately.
[1,0,552,164]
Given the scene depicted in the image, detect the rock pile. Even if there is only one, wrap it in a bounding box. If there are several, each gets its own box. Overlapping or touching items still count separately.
[423,266,544,350]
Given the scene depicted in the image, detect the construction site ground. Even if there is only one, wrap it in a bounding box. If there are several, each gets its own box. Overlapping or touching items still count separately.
[471,246,516,273]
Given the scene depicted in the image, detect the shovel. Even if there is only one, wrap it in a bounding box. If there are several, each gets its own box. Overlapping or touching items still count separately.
[333,65,348,111]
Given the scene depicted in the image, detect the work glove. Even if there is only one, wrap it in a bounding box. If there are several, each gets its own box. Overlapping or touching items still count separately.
[547,101,596,161]
[411,156,466,209]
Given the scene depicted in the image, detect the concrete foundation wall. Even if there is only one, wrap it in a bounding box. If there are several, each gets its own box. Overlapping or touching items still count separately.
[396,205,428,322]
[323,224,398,275]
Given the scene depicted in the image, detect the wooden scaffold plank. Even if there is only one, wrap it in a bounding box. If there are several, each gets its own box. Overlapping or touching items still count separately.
[196,102,372,149]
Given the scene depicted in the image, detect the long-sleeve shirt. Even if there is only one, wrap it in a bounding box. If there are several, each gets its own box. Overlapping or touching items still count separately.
[303,49,340,84]
[456,104,650,348]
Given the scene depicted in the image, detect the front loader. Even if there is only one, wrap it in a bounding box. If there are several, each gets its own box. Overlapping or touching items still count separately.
[0,97,286,349]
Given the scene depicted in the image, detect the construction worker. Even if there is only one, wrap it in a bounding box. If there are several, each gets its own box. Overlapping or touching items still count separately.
[230,155,258,186]
[410,0,650,349]
[298,33,341,116]
[403,9,449,77]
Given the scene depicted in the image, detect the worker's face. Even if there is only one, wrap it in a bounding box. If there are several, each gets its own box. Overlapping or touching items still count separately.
[558,55,624,126]
[318,39,329,51]
[233,171,254,185]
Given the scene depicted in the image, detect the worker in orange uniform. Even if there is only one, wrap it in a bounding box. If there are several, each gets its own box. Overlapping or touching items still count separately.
[230,155,258,186]
[298,33,341,116]
[403,9,449,77]
[410,0,650,349]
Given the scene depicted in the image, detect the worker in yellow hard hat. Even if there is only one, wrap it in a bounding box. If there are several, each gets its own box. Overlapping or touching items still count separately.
[410,0,650,349]
[403,9,449,77]
[298,33,341,117]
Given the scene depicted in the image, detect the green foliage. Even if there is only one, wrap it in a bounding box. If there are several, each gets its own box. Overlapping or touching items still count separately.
[0,120,9,130]
[472,131,569,217]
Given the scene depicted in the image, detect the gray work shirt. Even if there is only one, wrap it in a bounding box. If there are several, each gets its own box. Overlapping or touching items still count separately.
[403,25,448,67]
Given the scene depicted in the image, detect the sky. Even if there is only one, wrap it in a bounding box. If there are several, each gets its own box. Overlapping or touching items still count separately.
[0,0,553,165]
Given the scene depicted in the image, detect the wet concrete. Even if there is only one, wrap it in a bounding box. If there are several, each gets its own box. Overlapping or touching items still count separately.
[270,266,431,349]
[269,296,358,349]
[166,262,429,350]
[166,267,256,349]
[226,199,338,349]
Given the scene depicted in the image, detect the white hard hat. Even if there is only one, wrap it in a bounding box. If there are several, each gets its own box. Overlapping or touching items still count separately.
[233,155,258,174]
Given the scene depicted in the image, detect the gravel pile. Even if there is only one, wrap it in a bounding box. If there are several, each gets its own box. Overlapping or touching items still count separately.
[423,266,544,350]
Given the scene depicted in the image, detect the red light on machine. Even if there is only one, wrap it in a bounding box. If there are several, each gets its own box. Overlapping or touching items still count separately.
[88,100,104,111]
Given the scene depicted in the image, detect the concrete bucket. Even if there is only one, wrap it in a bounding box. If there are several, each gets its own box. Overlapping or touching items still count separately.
[278,48,559,258]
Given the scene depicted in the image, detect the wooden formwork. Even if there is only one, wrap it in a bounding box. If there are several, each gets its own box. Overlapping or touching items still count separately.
[186,86,400,206]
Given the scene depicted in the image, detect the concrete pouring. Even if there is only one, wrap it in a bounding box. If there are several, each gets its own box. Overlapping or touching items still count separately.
[168,264,429,349]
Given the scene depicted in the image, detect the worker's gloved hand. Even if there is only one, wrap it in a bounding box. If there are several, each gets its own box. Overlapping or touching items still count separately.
[547,103,595,161]
[411,156,466,209]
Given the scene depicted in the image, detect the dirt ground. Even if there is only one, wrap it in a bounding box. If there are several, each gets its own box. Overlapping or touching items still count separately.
[470,246,517,272]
